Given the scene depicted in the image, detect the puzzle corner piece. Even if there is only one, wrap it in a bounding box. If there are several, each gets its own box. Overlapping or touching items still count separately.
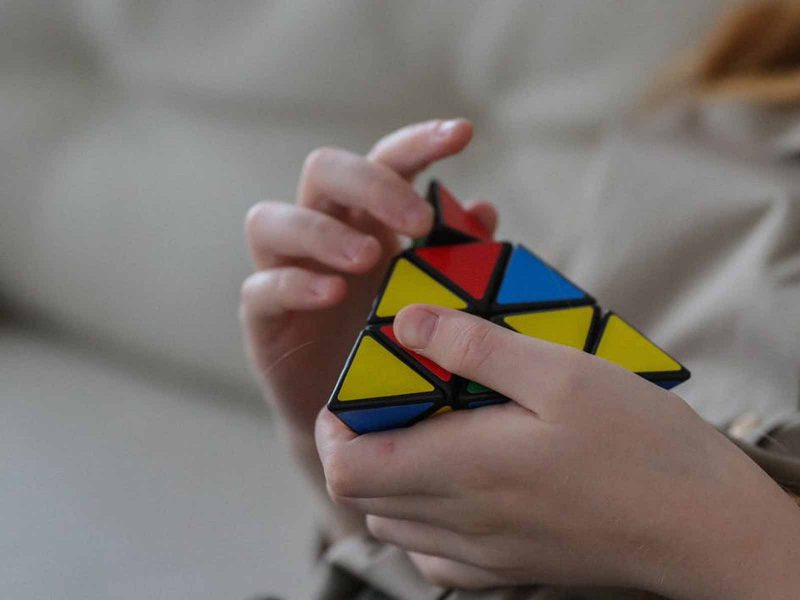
[420,179,492,246]
[327,329,447,433]
[591,311,690,388]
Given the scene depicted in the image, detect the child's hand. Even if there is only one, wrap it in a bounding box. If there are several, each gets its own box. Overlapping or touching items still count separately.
[315,305,800,598]
[241,119,496,439]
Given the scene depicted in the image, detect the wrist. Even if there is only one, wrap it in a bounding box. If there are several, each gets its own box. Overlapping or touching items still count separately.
[651,472,800,599]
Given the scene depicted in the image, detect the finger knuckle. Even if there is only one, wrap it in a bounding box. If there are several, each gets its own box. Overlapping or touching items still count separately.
[425,570,452,588]
[324,483,349,507]
[365,515,388,540]
[361,167,391,198]
[306,211,339,244]
[553,348,591,398]
[416,557,455,587]
[244,201,276,239]
[303,146,338,178]
[239,271,268,306]
[275,268,301,298]
[452,321,495,374]
[323,450,360,499]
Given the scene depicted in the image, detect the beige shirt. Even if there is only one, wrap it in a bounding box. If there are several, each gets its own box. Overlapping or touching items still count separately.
[576,105,800,442]
[316,103,800,599]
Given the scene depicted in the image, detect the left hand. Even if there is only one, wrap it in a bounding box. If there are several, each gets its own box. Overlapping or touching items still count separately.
[315,305,800,598]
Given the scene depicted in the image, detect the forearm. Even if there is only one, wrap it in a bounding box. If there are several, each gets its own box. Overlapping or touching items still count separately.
[651,461,800,599]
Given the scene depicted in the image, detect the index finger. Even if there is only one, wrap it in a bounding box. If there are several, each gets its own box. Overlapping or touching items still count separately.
[298,147,433,237]
[368,118,473,180]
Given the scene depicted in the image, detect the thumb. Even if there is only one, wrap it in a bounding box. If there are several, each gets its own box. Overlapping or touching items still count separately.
[394,305,575,412]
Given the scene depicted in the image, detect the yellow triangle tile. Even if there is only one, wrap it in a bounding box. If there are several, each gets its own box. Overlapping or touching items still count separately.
[375,258,467,318]
[337,336,435,401]
[503,306,594,350]
[594,314,681,373]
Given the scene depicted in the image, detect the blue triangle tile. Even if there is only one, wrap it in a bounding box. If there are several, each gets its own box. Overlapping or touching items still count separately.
[495,245,589,306]
[337,402,434,434]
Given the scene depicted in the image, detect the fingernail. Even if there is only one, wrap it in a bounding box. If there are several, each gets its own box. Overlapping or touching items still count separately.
[436,119,461,137]
[343,235,372,262]
[309,276,333,297]
[397,307,438,349]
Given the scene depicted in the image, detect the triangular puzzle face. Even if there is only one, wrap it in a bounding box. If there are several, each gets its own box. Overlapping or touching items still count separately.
[494,245,592,310]
[413,241,508,306]
[496,306,598,351]
[330,180,690,434]
[330,331,445,433]
[592,314,688,385]
[418,181,491,246]
[335,334,435,401]
[337,402,436,434]
[378,324,452,383]
[372,258,468,321]
[437,183,491,241]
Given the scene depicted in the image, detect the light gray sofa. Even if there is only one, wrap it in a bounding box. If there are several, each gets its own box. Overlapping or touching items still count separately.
[0,2,733,598]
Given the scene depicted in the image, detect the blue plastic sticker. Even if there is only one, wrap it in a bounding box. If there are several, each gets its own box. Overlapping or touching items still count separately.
[336,402,434,434]
[496,245,587,306]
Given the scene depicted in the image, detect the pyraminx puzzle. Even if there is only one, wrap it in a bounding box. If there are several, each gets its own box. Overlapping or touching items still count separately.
[328,181,690,434]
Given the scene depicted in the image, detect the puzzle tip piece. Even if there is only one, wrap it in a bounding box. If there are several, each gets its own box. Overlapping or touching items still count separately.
[419,180,492,246]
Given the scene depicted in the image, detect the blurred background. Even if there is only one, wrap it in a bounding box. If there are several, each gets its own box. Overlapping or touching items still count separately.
[0,1,743,598]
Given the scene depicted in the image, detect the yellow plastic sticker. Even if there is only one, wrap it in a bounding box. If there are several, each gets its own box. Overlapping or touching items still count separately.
[375,258,467,318]
[338,336,435,401]
[502,306,595,350]
[594,314,681,373]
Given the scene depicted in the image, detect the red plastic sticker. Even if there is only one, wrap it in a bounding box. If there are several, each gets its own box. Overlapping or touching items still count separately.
[438,184,491,240]
[415,242,503,300]
[379,324,452,382]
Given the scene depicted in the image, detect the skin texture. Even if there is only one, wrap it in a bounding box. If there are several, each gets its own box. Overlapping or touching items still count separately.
[241,119,496,537]
[315,306,800,598]
[242,120,800,596]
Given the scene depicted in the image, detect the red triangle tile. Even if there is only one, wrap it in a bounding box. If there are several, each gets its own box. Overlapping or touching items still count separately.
[414,242,503,300]
[438,184,490,240]
[379,324,452,382]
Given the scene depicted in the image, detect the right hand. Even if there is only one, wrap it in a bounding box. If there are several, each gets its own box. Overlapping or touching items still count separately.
[240,119,497,439]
